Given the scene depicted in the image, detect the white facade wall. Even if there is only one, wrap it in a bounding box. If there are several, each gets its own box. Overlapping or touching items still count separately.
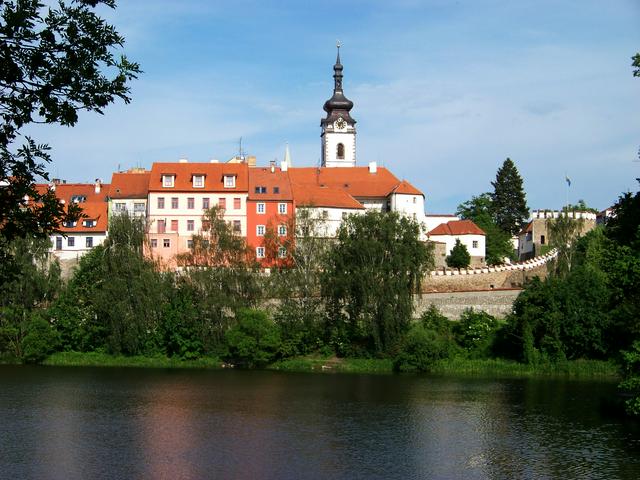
[50,233,107,260]
[110,198,147,217]
[357,198,386,211]
[148,192,247,237]
[430,233,486,259]
[296,206,363,238]
[518,233,534,257]
[322,129,356,168]
[390,193,425,219]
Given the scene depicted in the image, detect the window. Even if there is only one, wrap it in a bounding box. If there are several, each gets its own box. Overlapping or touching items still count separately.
[540,235,546,245]
[234,197,241,210]
[157,220,166,233]
[278,224,287,236]
[278,203,287,214]
[342,212,349,220]
[64,220,76,228]
[233,220,241,233]
[337,143,345,159]
[71,195,86,203]
[171,197,178,209]
[114,202,126,212]
[278,247,287,258]
[256,247,265,258]
[257,225,265,236]
[193,175,204,188]
[187,239,194,249]
[86,237,93,248]
[157,197,165,209]
[273,187,280,194]
[255,186,266,194]
[163,239,170,248]
[67,237,75,247]
[219,198,226,210]
[55,237,62,250]
[134,202,145,213]
[162,175,175,188]
[187,197,195,209]
[202,220,210,231]
[151,239,157,248]
[171,219,178,231]
[202,198,210,209]
[413,197,417,204]
[83,219,95,228]
[472,240,478,249]
[187,220,194,231]
[257,202,266,214]
[224,175,236,188]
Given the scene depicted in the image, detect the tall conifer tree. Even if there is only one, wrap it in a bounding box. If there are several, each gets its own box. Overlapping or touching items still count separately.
[491,158,529,236]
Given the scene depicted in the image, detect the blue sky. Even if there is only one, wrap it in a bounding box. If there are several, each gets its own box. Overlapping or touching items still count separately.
[28,0,640,213]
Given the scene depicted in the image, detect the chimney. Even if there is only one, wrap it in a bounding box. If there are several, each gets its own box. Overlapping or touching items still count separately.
[247,155,257,167]
[270,159,276,173]
[368,161,377,174]
[94,179,102,194]
[209,158,219,163]
[281,160,288,172]
[179,157,188,163]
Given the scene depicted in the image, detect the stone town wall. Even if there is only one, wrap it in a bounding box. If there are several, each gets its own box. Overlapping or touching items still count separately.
[413,289,522,320]
[421,250,556,293]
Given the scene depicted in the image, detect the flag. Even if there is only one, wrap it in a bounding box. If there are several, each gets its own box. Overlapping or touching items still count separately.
[565,175,571,187]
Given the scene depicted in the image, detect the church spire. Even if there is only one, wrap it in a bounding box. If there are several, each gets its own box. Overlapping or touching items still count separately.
[322,41,355,125]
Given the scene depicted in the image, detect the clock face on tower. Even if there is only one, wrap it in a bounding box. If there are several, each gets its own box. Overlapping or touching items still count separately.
[335,117,346,130]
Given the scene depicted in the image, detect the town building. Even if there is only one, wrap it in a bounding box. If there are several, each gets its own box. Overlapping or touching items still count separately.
[517,209,597,260]
[427,219,486,267]
[246,164,294,265]
[45,180,110,260]
[147,161,249,265]
[108,168,151,218]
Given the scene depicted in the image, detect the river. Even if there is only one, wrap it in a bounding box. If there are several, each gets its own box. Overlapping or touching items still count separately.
[0,366,638,479]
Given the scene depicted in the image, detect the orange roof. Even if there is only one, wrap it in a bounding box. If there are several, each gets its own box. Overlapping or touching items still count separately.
[428,219,485,236]
[391,180,423,195]
[248,167,292,201]
[288,166,423,198]
[149,162,249,192]
[291,183,364,209]
[36,183,110,233]
[110,171,151,199]
[519,221,533,235]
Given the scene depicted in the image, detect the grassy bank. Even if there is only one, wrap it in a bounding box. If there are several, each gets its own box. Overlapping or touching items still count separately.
[43,351,223,369]
[269,355,620,379]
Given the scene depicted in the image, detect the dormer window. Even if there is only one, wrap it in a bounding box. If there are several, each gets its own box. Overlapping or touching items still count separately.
[193,175,205,188]
[162,175,175,188]
[254,186,266,194]
[224,175,236,188]
[83,219,95,228]
[71,195,86,203]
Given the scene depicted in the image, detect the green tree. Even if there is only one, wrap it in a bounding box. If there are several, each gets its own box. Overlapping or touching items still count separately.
[548,214,584,275]
[456,193,513,265]
[393,324,450,372]
[446,239,471,269]
[633,52,640,77]
[323,210,434,355]
[224,309,281,368]
[0,1,139,249]
[491,158,529,236]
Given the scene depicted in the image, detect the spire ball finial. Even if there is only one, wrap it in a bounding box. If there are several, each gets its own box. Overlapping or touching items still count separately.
[336,40,341,49]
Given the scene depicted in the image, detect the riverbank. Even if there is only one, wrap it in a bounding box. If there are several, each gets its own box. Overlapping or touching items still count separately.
[37,352,620,379]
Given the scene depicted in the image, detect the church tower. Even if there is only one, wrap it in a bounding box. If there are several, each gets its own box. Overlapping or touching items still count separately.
[321,44,356,168]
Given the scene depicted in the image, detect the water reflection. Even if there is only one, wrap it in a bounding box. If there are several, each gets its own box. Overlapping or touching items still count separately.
[0,366,638,480]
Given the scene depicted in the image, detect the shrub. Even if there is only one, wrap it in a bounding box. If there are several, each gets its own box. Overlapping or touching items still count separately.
[22,315,60,364]
[446,239,471,269]
[393,325,450,372]
[454,309,499,357]
[224,309,281,367]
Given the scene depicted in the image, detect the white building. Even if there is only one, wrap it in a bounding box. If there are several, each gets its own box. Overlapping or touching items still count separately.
[428,220,486,267]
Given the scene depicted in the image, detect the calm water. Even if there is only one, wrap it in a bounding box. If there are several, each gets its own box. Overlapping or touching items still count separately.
[0,366,639,480]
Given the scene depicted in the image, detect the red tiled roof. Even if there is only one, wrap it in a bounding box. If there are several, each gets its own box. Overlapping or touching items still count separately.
[291,183,364,209]
[391,180,423,195]
[519,221,533,235]
[36,183,110,233]
[248,167,292,201]
[428,219,485,236]
[149,162,249,192]
[110,171,151,199]
[288,166,422,198]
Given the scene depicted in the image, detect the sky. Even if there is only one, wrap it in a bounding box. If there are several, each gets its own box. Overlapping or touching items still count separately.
[27,0,640,213]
